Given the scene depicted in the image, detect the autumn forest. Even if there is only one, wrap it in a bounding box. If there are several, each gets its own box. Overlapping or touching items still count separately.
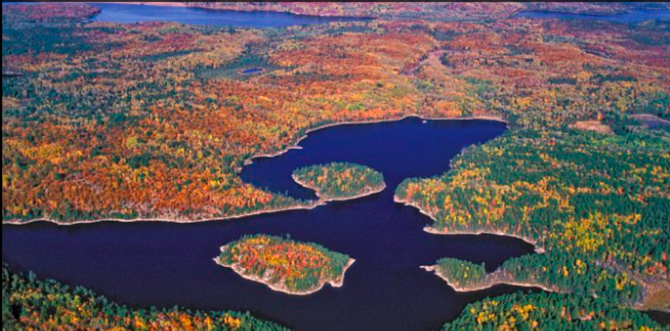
[2,2,669,331]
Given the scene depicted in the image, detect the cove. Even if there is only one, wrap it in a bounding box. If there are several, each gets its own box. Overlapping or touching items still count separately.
[87,3,370,27]
[2,118,544,331]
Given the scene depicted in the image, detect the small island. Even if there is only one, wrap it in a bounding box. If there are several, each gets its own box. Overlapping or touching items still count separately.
[423,258,488,291]
[292,162,386,202]
[423,258,561,293]
[215,234,355,295]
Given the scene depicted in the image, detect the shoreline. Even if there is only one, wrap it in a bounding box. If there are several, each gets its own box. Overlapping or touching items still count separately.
[422,265,562,294]
[183,3,374,19]
[244,114,507,167]
[408,194,666,311]
[631,274,670,312]
[5,114,505,227]
[292,174,387,203]
[517,9,639,17]
[393,195,543,253]
[86,2,374,19]
[73,3,648,20]
[85,2,187,8]
[214,245,355,296]
[1,202,323,227]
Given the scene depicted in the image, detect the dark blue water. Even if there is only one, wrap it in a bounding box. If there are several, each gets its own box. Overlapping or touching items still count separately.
[3,3,667,327]
[517,9,670,23]
[2,118,545,331]
[241,68,265,75]
[86,3,369,27]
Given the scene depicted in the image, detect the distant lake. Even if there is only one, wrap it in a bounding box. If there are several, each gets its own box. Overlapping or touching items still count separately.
[87,3,370,27]
[4,3,668,26]
[517,9,670,23]
[241,68,265,75]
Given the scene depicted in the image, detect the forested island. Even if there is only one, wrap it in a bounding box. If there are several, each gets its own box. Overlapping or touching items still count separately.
[292,162,385,201]
[423,258,562,293]
[2,2,669,331]
[215,235,354,295]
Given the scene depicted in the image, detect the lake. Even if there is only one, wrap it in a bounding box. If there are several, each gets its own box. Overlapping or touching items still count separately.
[241,68,265,75]
[2,118,546,331]
[87,3,370,27]
[2,3,669,329]
[517,9,670,23]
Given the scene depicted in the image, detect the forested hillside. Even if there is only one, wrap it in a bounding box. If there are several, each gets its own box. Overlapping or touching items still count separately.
[2,264,293,331]
[2,3,669,331]
[3,4,668,223]
[441,292,666,331]
[398,129,670,310]
[187,2,670,20]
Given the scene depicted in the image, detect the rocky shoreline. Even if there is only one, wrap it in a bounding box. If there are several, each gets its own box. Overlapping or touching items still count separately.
[215,245,355,296]
[292,174,386,203]
[421,265,561,294]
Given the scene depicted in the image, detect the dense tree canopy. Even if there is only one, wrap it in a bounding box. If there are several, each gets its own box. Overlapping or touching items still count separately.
[398,129,669,310]
[2,264,293,331]
[2,4,668,223]
[217,234,352,294]
[293,162,385,200]
[2,3,669,331]
[441,292,666,331]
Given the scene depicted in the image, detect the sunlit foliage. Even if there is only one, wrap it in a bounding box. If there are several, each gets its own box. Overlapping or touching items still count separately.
[187,3,669,21]
[293,162,385,200]
[217,234,351,293]
[398,129,670,306]
[2,264,293,331]
[3,4,668,223]
[2,2,669,330]
[434,258,488,288]
[441,292,666,331]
